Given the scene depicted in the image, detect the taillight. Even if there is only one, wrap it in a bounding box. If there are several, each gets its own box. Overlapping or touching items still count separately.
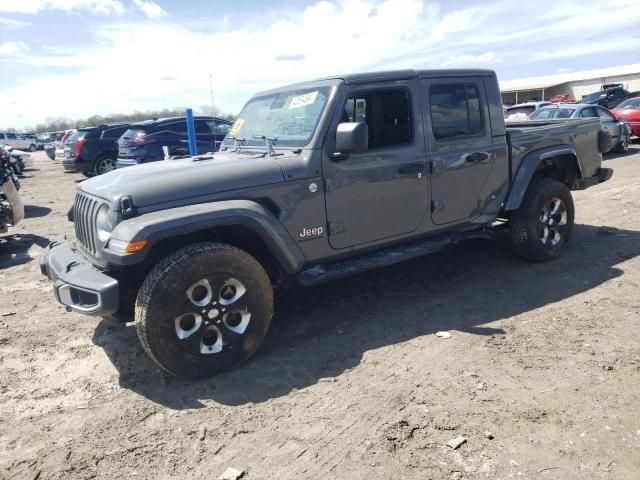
[132,133,154,146]
[74,137,86,156]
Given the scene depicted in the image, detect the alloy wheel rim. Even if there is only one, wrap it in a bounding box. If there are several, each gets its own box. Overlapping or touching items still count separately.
[99,158,116,174]
[538,197,567,247]
[174,276,252,355]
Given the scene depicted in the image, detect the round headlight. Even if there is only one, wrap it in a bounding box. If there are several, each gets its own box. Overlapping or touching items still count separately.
[96,204,116,241]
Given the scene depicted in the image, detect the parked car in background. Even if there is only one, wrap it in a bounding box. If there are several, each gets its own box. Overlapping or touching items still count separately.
[62,123,130,176]
[504,101,553,121]
[612,97,640,137]
[54,130,76,162]
[549,93,575,103]
[529,103,631,153]
[582,85,632,109]
[116,116,232,168]
[0,132,37,152]
[44,131,65,160]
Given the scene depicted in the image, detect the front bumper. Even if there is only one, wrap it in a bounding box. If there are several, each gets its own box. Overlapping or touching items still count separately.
[39,235,120,317]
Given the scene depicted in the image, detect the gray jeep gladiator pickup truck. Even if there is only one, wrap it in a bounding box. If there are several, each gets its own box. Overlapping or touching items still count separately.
[40,69,613,378]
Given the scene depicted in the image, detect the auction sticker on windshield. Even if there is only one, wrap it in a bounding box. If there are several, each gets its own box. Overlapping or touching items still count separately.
[230,118,244,137]
[289,91,318,110]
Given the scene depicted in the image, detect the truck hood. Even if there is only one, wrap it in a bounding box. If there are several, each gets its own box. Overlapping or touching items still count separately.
[80,153,285,208]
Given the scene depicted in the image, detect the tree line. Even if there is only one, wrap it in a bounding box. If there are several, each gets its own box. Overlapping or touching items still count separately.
[3,105,237,133]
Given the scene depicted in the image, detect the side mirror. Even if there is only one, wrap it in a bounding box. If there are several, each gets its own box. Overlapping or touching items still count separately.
[335,122,368,154]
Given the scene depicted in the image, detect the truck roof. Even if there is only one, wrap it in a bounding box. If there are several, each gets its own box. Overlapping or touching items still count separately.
[255,68,497,97]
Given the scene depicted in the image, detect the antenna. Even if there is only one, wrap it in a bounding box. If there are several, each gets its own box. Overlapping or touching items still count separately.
[209,74,215,117]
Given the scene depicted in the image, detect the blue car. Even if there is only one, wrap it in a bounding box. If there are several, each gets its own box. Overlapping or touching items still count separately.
[116,116,232,168]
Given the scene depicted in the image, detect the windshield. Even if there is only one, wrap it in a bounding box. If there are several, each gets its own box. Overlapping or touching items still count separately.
[615,98,640,109]
[529,108,575,119]
[223,86,332,148]
[582,91,606,101]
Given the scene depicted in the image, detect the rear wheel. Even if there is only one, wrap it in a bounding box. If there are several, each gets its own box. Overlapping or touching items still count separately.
[509,177,574,262]
[94,157,116,175]
[135,242,274,378]
[29,144,37,152]
[615,134,629,153]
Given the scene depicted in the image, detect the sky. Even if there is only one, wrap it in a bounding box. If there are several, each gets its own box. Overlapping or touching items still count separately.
[0,0,639,129]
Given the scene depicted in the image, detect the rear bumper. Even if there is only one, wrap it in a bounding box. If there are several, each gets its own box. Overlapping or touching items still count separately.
[115,158,140,168]
[39,235,120,317]
[577,167,613,189]
[62,158,92,173]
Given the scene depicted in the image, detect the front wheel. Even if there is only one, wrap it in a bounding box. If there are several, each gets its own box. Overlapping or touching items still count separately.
[29,144,37,152]
[509,177,575,262]
[135,242,274,378]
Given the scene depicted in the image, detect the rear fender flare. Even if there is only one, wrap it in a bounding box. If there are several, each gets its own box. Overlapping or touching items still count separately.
[106,200,306,274]
[504,146,580,211]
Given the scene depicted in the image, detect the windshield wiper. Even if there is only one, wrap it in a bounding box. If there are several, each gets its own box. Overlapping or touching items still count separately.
[253,135,282,157]
[228,135,245,152]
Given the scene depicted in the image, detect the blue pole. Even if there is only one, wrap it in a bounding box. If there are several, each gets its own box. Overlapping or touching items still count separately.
[185,108,197,156]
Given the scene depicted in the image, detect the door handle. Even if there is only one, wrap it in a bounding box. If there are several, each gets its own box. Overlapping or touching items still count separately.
[398,162,424,175]
[466,152,489,164]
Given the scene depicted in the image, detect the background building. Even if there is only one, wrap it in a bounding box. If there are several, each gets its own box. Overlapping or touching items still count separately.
[499,64,640,105]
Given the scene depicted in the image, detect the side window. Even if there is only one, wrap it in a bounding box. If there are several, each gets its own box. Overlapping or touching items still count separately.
[102,126,127,139]
[6,133,17,140]
[579,108,598,118]
[429,83,483,139]
[195,119,212,134]
[213,122,231,136]
[597,108,615,121]
[165,121,187,134]
[342,89,411,149]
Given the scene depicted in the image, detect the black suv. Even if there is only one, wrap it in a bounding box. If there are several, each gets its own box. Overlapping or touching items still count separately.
[116,116,231,168]
[62,123,130,176]
[582,85,632,109]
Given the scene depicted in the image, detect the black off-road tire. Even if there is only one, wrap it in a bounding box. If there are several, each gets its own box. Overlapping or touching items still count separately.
[135,242,274,378]
[29,144,37,152]
[509,177,575,262]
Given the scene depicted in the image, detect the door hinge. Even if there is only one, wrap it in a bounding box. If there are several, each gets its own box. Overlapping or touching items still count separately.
[430,159,445,175]
[328,222,346,236]
[431,200,447,213]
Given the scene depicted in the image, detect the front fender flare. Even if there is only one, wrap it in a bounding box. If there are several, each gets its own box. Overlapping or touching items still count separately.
[504,146,580,211]
[105,200,306,274]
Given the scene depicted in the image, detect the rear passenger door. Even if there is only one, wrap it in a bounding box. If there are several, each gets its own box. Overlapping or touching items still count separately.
[194,119,217,153]
[421,78,498,225]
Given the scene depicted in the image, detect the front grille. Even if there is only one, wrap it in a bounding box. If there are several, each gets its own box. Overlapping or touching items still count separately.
[73,192,100,255]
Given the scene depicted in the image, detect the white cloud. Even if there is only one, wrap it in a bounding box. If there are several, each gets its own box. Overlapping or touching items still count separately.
[0,16,30,27]
[0,0,125,15]
[0,41,28,55]
[2,0,640,128]
[132,0,166,18]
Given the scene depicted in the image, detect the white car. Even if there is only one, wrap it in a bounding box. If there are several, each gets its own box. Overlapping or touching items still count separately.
[504,101,553,122]
[2,144,34,170]
[0,132,38,151]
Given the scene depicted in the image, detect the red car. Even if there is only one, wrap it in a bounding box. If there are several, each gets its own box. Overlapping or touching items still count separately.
[612,97,640,136]
[549,93,575,103]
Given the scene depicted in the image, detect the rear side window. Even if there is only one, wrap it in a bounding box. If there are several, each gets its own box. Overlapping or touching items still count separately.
[579,108,598,118]
[102,126,128,139]
[429,84,483,138]
[161,121,187,134]
[195,120,212,134]
[6,133,17,139]
[342,89,412,149]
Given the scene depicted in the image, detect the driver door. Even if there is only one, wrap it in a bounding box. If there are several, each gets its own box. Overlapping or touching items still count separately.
[322,81,429,249]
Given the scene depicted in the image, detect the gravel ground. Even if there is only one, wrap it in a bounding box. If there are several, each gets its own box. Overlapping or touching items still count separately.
[1,147,639,480]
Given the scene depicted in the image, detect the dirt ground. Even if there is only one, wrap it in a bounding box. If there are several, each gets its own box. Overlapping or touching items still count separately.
[1,147,639,480]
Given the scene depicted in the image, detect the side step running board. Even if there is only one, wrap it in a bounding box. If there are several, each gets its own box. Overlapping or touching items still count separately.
[295,230,493,287]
